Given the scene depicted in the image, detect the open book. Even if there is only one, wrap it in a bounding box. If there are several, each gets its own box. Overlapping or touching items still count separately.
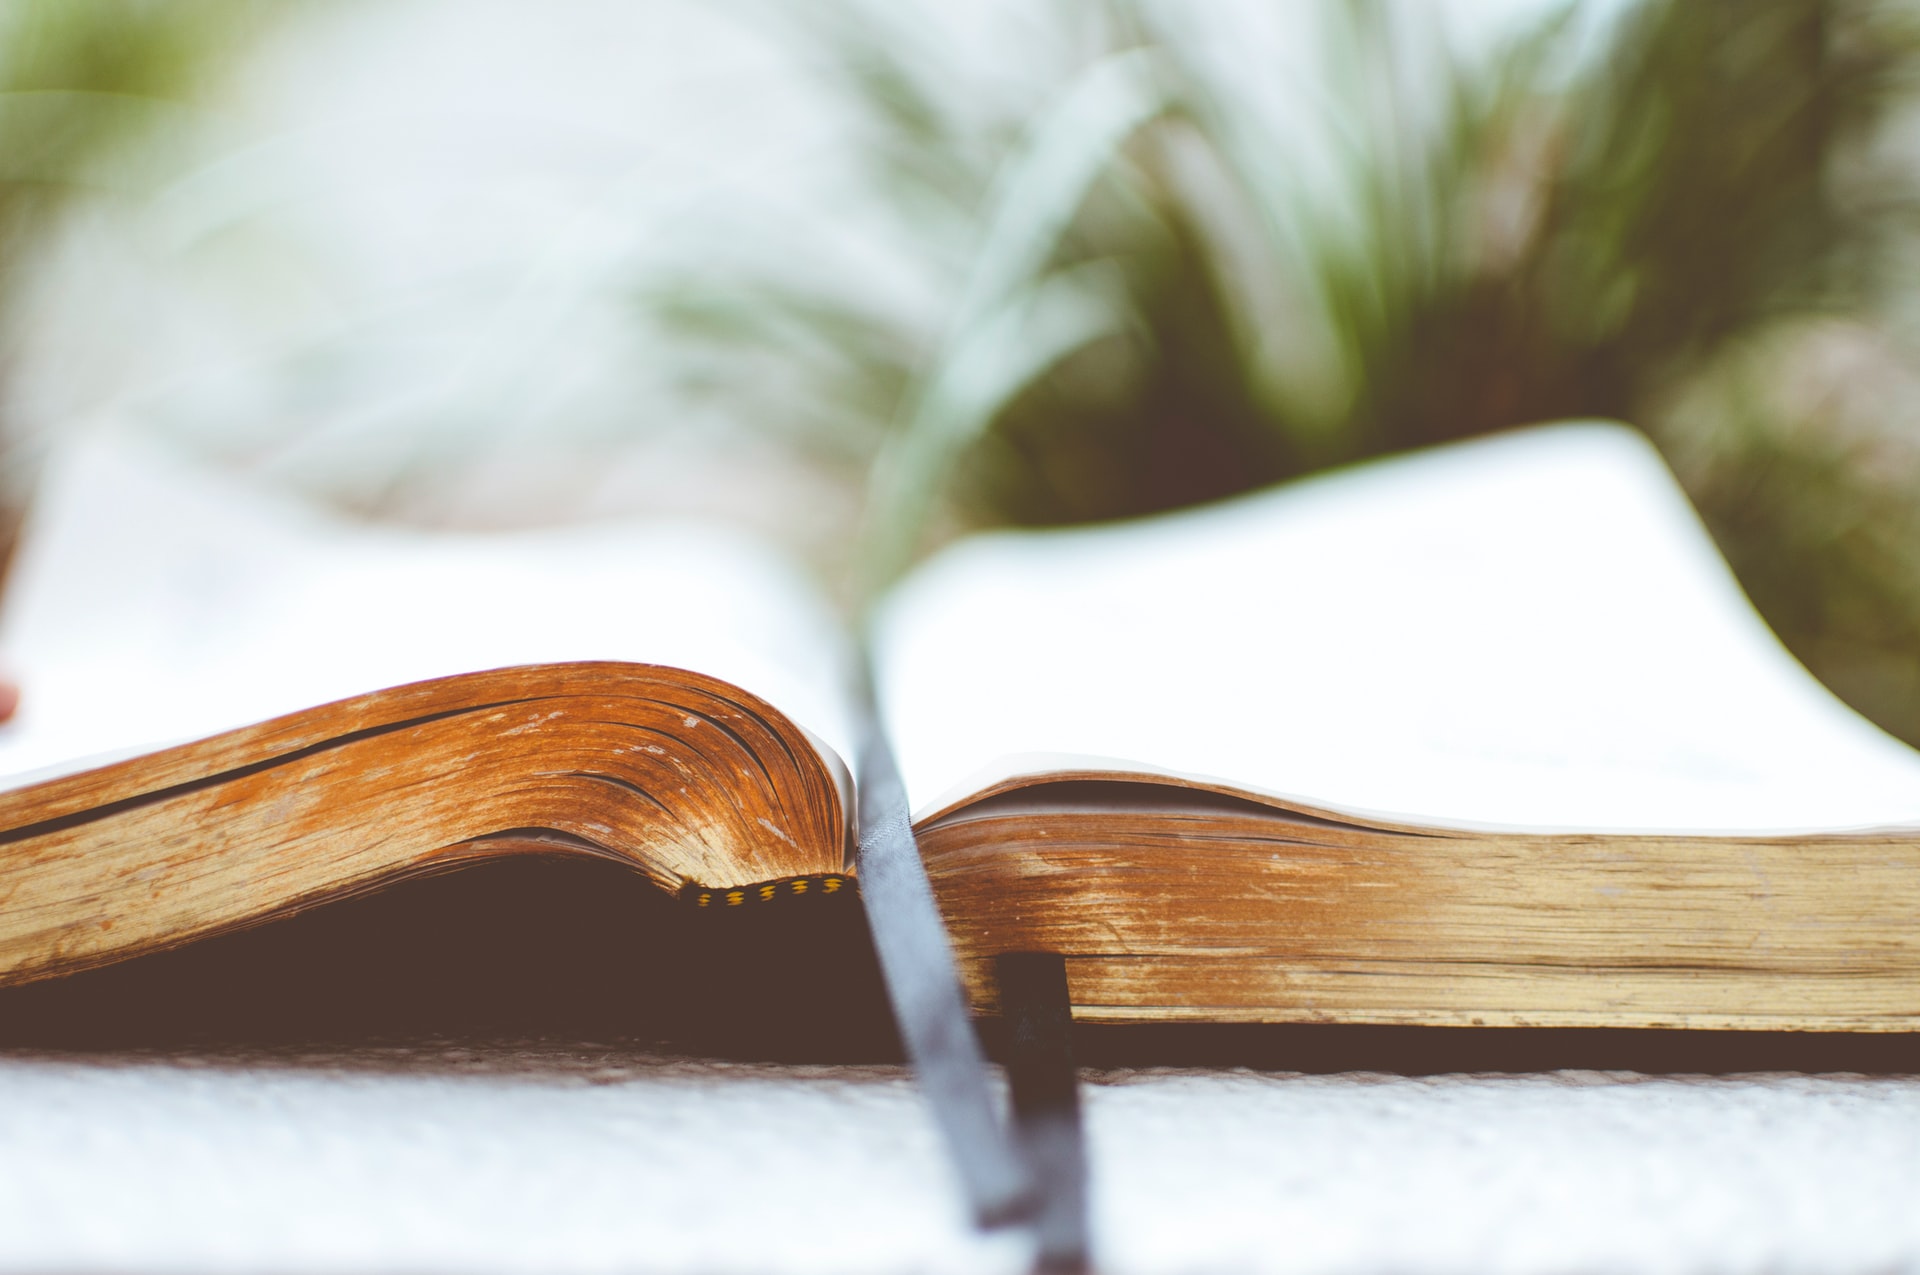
[4,423,1920,1030]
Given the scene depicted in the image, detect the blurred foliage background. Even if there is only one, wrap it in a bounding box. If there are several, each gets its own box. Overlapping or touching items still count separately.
[0,0,270,515]
[651,0,1920,745]
[0,0,256,282]
[10,0,1920,745]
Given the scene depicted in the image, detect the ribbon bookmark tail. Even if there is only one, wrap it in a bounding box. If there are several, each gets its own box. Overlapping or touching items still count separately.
[853,673,1036,1228]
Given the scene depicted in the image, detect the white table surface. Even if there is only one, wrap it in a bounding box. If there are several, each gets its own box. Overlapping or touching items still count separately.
[4,1042,1918,1274]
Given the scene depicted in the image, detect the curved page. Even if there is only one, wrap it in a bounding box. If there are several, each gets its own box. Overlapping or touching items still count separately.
[875,423,1920,834]
[0,430,858,785]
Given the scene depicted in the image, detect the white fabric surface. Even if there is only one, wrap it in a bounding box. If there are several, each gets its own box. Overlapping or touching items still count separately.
[3,1045,1918,1274]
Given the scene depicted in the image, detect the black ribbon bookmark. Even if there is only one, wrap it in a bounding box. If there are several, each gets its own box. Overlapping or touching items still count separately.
[852,677,1036,1228]
[997,952,1091,1274]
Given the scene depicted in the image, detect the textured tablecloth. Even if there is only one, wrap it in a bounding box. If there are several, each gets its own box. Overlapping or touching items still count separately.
[4,1043,1918,1274]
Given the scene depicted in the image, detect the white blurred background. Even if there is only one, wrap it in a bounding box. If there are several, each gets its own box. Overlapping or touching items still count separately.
[0,0,1620,567]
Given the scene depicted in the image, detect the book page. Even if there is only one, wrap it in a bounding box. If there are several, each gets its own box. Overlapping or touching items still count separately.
[874,423,1920,834]
[0,430,859,786]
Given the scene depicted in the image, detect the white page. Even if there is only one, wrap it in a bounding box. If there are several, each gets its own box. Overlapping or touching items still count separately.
[0,430,859,786]
[875,423,1920,833]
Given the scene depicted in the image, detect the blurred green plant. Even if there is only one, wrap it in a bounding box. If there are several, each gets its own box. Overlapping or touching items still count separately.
[646,0,1920,740]
[0,0,274,562]
[0,0,266,359]
[0,2,256,220]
